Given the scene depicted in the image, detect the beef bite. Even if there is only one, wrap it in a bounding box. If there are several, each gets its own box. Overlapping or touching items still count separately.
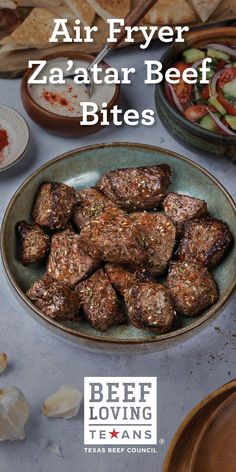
[17,221,50,265]
[73,187,117,230]
[32,182,77,230]
[163,192,208,235]
[75,269,126,331]
[105,263,154,296]
[123,283,175,334]
[27,276,79,321]
[78,207,146,266]
[177,217,233,268]
[167,261,218,317]
[96,164,171,211]
[131,212,176,276]
[47,228,99,288]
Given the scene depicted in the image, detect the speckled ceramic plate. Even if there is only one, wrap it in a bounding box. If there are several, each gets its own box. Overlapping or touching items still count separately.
[0,104,29,172]
[1,143,236,353]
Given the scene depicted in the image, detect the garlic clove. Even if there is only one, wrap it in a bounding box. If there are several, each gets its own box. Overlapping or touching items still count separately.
[0,353,8,374]
[47,443,63,457]
[0,387,30,441]
[42,385,83,419]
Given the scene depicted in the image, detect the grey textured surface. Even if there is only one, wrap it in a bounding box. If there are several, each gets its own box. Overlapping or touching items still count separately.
[0,41,235,472]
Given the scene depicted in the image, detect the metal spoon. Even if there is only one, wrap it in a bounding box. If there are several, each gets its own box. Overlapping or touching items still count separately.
[66,0,158,97]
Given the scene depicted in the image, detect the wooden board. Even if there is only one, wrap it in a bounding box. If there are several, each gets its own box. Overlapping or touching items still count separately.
[0,0,236,78]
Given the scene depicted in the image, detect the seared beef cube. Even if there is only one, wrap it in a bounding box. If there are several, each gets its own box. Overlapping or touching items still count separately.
[177,217,233,268]
[96,164,171,211]
[167,261,218,317]
[73,187,117,230]
[47,228,99,288]
[79,208,146,266]
[105,263,154,296]
[32,182,77,230]
[123,283,175,334]
[131,212,176,276]
[17,221,50,265]
[75,269,126,331]
[163,192,208,235]
[27,276,79,321]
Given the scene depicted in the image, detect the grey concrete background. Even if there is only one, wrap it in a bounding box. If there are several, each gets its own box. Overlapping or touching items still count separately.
[0,41,235,472]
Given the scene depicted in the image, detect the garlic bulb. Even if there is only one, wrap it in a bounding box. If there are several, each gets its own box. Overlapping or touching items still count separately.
[0,387,30,441]
[42,386,83,419]
[0,353,8,374]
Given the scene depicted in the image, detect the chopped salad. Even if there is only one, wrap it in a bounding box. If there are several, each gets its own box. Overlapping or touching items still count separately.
[165,44,236,136]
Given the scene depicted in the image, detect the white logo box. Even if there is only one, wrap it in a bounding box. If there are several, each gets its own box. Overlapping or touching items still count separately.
[84,377,157,445]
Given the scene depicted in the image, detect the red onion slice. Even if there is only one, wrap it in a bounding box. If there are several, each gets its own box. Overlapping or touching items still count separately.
[166,83,184,114]
[210,70,223,96]
[206,107,236,136]
[191,59,203,69]
[164,81,173,104]
[205,43,236,58]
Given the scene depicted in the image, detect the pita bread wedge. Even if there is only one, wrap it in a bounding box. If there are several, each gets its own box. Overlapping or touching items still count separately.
[47,5,76,21]
[64,0,96,25]
[86,0,130,20]
[144,0,197,25]
[188,0,222,22]
[0,44,27,53]
[1,0,16,8]
[0,8,57,50]
[15,0,62,7]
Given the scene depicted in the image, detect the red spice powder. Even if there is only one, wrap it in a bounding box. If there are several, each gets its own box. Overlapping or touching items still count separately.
[0,129,8,153]
[43,91,69,108]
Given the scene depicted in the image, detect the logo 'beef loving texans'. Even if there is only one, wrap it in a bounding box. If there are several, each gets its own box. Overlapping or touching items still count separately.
[84,378,157,445]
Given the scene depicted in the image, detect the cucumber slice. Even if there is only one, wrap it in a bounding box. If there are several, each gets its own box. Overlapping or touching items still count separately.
[183,48,205,64]
[206,69,215,80]
[224,115,236,130]
[207,48,230,61]
[194,85,201,102]
[224,95,236,106]
[199,113,220,133]
[208,96,227,115]
[223,79,236,98]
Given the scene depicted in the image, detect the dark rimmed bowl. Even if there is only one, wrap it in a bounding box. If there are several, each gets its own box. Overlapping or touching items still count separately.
[1,143,236,353]
[155,27,236,160]
[21,52,120,138]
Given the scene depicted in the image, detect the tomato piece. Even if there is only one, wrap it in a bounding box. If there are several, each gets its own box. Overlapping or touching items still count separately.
[172,62,189,74]
[184,105,208,122]
[217,93,236,115]
[175,82,192,105]
[172,62,193,105]
[201,85,210,101]
[216,60,228,71]
[218,67,236,91]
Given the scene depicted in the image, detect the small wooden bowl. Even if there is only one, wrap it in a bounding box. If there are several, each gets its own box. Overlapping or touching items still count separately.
[155,27,236,160]
[21,52,120,138]
[190,391,236,472]
[163,380,236,472]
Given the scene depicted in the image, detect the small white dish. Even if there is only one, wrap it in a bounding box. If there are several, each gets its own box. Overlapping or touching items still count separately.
[0,104,30,172]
